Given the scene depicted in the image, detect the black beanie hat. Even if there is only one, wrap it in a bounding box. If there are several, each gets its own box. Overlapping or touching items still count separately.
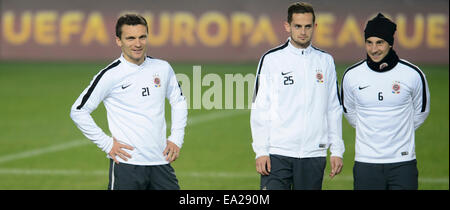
[364,13,397,46]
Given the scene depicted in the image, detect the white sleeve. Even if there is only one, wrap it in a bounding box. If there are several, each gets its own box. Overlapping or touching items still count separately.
[250,56,272,159]
[70,68,115,154]
[166,65,188,148]
[326,58,345,158]
[412,69,430,130]
[342,71,357,128]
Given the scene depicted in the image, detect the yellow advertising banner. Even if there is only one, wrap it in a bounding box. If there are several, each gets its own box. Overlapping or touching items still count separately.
[0,0,448,63]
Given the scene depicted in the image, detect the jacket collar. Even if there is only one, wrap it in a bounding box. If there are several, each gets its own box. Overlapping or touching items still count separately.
[119,54,147,68]
[287,38,313,56]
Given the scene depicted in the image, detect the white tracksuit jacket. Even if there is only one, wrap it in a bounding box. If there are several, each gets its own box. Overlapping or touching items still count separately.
[341,59,430,163]
[251,39,345,159]
[70,55,187,165]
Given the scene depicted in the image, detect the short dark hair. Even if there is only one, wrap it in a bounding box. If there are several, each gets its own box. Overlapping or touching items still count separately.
[115,14,148,39]
[287,2,315,24]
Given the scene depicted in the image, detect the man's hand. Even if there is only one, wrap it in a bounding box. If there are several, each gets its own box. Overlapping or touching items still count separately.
[256,156,271,176]
[109,137,134,164]
[163,140,180,163]
[329,156,343,178]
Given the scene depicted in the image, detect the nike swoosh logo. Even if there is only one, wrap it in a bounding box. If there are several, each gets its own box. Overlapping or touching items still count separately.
[358,85,370,90]
[281,71,292,75]
[121,84,132,89]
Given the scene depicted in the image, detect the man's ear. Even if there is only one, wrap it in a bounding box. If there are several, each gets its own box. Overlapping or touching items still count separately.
[115,36,122,47]
[284,21,291,33]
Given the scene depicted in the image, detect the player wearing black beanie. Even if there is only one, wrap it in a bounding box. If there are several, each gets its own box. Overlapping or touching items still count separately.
[341,12,430,190]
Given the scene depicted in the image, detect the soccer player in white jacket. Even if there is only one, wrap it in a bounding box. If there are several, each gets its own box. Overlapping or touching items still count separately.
[251,2,345,190]
[70,14,187,190]
[341,13,430,190]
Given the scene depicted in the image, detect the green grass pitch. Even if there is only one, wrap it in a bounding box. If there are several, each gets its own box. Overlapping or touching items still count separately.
[0,61,448,189]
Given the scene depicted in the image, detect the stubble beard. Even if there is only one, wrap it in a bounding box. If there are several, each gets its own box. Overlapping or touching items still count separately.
[291,35,311,49]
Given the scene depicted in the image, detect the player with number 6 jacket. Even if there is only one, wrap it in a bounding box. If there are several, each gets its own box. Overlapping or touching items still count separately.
[341,57,430,164]
[341,14,430,164]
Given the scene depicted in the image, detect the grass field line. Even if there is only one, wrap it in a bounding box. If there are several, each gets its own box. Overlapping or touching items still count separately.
[0,168,447,184]
[186,109,248,126]
[0,110,248,165]
[0,140,89,164]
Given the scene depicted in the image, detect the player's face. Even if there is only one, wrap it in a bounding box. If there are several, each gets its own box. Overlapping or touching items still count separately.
[285,13,316,49]
[116,24,148,65]
[365,37,391,63]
